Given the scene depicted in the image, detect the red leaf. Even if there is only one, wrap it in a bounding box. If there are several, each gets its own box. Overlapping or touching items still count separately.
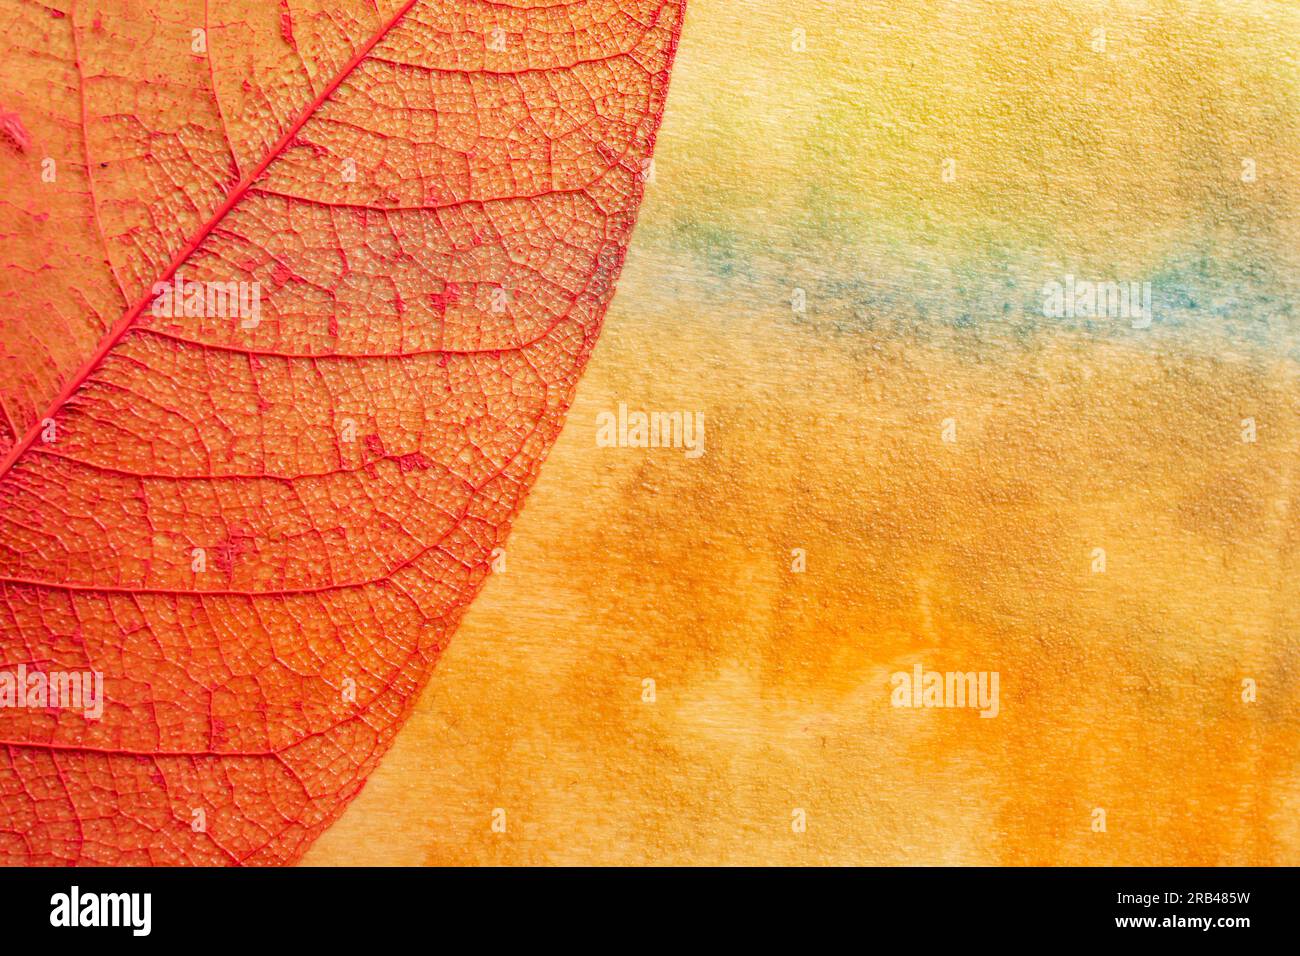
[0,0,684,865]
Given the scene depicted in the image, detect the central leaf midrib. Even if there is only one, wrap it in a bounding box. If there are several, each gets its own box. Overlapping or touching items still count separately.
[0,0,424,483]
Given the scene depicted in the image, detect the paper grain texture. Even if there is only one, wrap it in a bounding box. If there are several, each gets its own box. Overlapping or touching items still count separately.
[306,0,1299,865]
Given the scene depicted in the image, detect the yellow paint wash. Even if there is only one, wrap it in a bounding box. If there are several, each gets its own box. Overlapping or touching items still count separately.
[304,0,1299,865]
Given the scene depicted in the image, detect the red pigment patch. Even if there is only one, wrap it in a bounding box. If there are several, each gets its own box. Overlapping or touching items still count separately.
[0,110,30,152]
[279,1,297,50]
[212,533,257,576]
[429,282,460,313]
[395,451,432,473]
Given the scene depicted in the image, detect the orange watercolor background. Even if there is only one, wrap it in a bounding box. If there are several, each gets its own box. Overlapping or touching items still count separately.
[304,0,1300,865]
